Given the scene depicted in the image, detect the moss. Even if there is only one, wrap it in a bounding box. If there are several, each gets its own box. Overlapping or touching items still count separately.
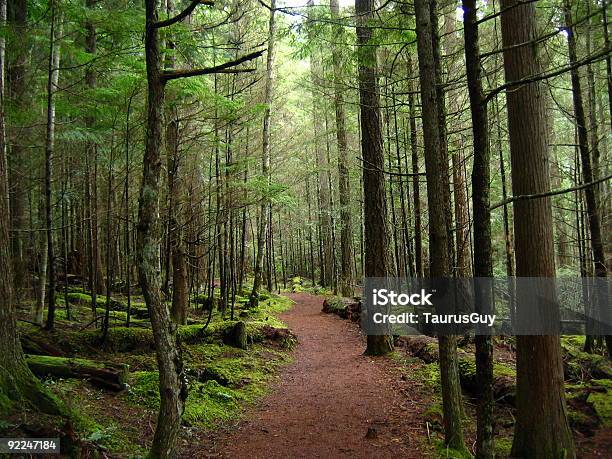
[423,400,443,430]
[66,292,94,305]
[80,327,155,353]
[494,438,513,457]
[457,354,516,381]
[414,362,441,389]
[587,379,612,427]
[51,379,145,456]
[25,355,106,369]
[182,380,241,427]
[0,386,13,415]
[127,371,160,409]
[560,335,586,351]
[128,345,291,429]
[434,439,473,459]
[562,340,612,381]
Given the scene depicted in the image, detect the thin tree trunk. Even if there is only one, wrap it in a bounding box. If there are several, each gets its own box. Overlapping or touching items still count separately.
[0,0,64,417]
[7,0,28,294]
[250,0,276,307]
[138,1,188,456]
[407,55,422,277]
[330,0,353,296]
[44,3,61,331]
[463,1,493,456]
[564,1,610,356]
[414,0,465,451]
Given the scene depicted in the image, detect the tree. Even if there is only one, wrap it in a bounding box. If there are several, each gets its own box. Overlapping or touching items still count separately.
[356,0,393,356]
[330,0,353,297]
[43,0,62,331]
[250,0,276,307]
[138,1,188,455]
[463,0,493,456]
[414,0,465,451]
[139,1,262,454]
[7,0,28,294]
[563,0,610,357]
[499,1,575,457]
[0,0,65,418]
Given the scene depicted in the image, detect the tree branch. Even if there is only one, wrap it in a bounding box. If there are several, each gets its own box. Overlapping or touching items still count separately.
[161,49,264,82]
[490,173,612,210]
[484,47,610,104]
[154,0,215,29]
[356,156,427,177]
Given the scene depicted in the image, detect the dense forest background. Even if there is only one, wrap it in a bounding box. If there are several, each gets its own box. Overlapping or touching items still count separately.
[0,0,610,457]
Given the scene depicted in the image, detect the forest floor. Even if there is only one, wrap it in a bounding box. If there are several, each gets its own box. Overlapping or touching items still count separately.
[197,292,433,459]
[6,286,611,458]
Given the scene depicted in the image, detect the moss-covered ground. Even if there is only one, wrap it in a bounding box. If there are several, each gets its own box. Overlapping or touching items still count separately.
[393,335,611,458]
[7,286,295,457]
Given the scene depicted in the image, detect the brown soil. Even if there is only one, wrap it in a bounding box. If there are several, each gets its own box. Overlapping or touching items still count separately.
[196,293,431,459]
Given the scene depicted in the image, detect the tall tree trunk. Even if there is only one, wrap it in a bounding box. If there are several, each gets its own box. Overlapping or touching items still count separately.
[138,1,188,456]
[603,0,612,128]
[463,1,493,456]
[0,0,64,417]
[85,0,104,295]
[250,0,276,307]
[44,2,61,331]
[331,0,353,296]
[499,2,575,456]
[167,112,188,325]
[308,2,333,289]
[356,0,393,356]
[407,55,422,278]
[7,0,28,294]
[414,0,465,451]
[443,8,470,278]
[564,1,610,356]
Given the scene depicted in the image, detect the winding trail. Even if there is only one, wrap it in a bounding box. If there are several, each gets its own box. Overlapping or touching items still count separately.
[200,293,431,458]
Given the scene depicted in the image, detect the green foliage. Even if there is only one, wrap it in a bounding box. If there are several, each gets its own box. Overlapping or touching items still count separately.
[587,379,612,428]
[434,439,473,459]
[128,345,291,429]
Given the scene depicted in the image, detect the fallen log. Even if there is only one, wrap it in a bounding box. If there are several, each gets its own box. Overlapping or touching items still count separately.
[25,355,129,391]
[399,336,516,404]
[21,334,65,357]
[322,297,361,321]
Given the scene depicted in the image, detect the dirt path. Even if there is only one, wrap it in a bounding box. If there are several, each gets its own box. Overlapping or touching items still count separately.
[200,293,431,459]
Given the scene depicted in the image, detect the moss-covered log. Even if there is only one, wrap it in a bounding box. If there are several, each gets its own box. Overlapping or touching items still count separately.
[322,296,361,321]
[400,336,516,404]
[25,355,129,391]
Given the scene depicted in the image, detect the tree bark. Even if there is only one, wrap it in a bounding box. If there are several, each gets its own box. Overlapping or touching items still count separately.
[564,0,610,356]
[0,0,64,417]
[7,0,28,294]
[250,0,276,307]
[138,1,188,456]
[407,55,422,278]
[414,0,465,451]
[330,0,353,297]
[499,1,575,457]
[43,1,61,331]
[463,0,493,456]
[356,0,393,356]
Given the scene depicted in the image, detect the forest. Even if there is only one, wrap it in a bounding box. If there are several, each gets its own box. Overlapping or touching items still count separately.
[0,0,610,457]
